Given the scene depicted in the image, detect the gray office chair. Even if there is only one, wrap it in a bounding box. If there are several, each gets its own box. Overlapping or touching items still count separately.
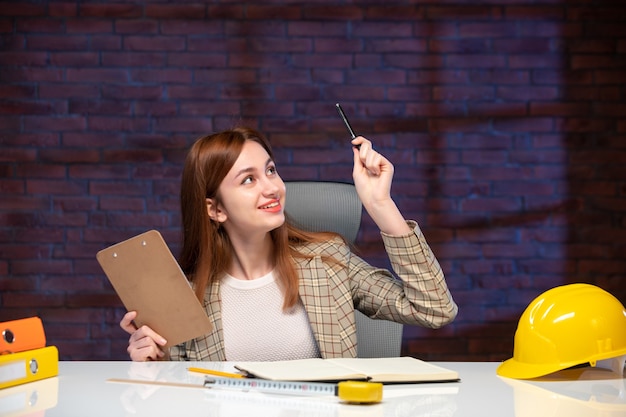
[284,181,404,358]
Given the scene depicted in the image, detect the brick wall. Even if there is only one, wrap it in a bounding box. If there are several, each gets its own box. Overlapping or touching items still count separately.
[1,1,625,361]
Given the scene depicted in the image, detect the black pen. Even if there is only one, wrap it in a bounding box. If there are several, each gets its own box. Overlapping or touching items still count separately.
[335,103,360,149]
[335,103,356,139]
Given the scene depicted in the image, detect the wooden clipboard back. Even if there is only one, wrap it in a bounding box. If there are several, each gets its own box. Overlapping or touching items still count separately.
[96,230,213,348]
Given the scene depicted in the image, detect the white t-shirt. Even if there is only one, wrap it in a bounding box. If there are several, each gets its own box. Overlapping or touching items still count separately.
[220,270,321,361]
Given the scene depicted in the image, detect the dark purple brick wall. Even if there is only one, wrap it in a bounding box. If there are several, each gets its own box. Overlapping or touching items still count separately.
[1,1,624,361]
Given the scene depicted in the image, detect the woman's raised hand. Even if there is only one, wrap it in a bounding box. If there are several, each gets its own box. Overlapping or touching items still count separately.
[351,136,394,205]
[351,136,411,236]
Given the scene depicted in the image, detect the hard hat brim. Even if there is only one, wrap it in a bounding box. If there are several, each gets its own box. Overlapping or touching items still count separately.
[497,346,626,380]
[496,357,571,380]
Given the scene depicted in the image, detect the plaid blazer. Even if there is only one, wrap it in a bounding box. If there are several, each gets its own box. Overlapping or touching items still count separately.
[170,220,457,361]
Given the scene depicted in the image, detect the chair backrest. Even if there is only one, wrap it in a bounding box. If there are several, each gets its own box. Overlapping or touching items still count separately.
[284,181,403,358]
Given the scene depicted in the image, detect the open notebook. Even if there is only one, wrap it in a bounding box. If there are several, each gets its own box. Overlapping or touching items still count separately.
[235,357,459,383]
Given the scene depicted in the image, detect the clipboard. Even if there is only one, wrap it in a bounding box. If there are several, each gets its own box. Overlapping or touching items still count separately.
[96,230,213,348]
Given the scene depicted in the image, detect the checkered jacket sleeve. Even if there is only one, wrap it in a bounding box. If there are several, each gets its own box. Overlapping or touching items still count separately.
[296,220,458,358]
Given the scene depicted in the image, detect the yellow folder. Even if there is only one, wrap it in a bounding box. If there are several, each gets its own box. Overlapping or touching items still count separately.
[0,346,58,390]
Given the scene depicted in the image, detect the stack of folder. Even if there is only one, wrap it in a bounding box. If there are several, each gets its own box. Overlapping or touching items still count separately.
[0,317,59,389]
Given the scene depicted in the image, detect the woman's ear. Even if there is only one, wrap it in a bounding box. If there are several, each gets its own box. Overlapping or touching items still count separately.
[206,198,227,223]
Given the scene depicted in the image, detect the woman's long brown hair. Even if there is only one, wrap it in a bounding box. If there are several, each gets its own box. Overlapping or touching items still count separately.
[179,127,338,310]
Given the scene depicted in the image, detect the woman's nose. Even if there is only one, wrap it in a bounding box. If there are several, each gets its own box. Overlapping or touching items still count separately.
[262,177,282,196]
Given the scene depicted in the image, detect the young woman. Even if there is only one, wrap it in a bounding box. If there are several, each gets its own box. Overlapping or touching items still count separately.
[120,127,457,361]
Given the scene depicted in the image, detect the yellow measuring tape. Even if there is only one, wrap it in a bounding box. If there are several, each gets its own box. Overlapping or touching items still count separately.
[336,380,383,404]
[204,377,383,404]
[109,377,384,404]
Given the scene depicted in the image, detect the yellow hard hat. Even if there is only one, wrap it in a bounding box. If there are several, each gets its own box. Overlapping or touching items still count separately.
[497,283,626,379]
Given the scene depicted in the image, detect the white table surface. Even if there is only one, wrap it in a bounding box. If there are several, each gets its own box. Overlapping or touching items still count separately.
[1,361,624,417]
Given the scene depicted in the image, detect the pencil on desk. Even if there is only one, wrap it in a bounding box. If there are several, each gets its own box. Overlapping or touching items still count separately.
[188,367,245,379]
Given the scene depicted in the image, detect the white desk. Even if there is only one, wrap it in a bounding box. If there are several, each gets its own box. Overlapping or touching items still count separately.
[1,361,624,417]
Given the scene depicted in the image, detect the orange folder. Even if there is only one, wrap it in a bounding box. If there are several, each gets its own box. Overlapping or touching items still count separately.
[0,317,46,355]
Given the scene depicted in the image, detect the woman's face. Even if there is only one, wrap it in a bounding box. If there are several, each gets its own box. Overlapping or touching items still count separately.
[209,140,286,238]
